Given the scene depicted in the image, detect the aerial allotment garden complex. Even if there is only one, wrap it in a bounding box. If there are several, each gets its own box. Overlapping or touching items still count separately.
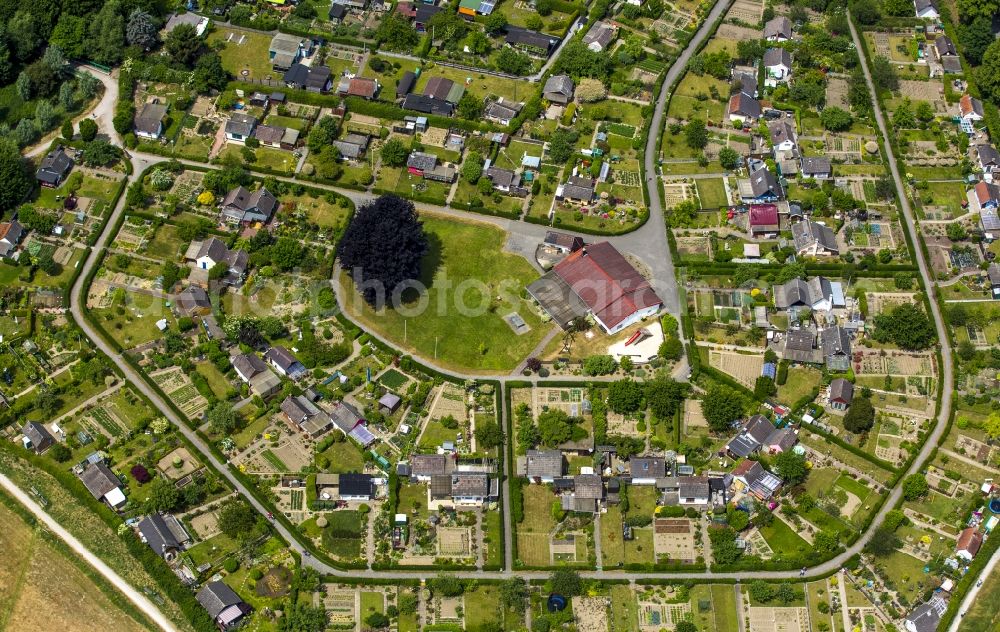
[3,0,1000,630]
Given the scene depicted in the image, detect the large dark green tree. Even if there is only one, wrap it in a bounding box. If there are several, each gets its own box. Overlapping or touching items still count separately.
[0,140,33,215]
[165,22,201,66]
[702,384,745,433]
[959,17,994,65]
[871,304,935,350]
[337,195,429,307]
[842,395,875,433]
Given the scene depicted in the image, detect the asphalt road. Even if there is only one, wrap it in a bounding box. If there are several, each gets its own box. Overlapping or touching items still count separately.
[49,0,954,589]
[0,474,179,632]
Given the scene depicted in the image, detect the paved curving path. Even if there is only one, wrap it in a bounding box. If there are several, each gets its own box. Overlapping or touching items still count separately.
[0,474,179,632]
[25,65,121,159]
[49,0,958,593]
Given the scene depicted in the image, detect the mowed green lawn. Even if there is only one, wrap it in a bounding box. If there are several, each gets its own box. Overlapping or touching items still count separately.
[206,28,275,80]
[777,366,821,405]
[341,214,551,372]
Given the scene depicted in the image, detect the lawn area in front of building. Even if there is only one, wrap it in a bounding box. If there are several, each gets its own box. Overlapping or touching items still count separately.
[340,213,551,372]
[207,28,275,81]
[696,177,728,209]
[777,365,821,405]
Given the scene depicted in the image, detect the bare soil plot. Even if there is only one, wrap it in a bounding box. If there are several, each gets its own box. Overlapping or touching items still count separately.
[572,596,610,632]
[437,527,472,557]
[683,399,708,432]
[898,79,947,112]
[676,236,711,260]
[726,0,763,23]
[748,607,810,632]
[826,77,850,110]
[156,447,200,480]
[865,292,919,317]
[709,350,764,389]
[717,23,761,40]
[188,510,221,539]
[427,383,468,421]
[653,518,697,562]
[515,386,589,418]
[663,183,695,208]
[607,411,642,435]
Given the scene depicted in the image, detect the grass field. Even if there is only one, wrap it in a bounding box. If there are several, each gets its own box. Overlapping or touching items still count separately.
[759,518,811,559]
[397,481,430,519]
[319,440,365,473]
[465,586,502,632]
[878,550,928,604]
[696,178,729,209]
[340,214,551,372]
[778,366,821,405]
[207,28,275,81]
[610,584,640,631]
[284,191,353,232]
[0,494,154,632]
[360,591,384,619]
[600,506,625,567]
[711,584,738,632]
[195,361,231,399]
[323,511,365,559]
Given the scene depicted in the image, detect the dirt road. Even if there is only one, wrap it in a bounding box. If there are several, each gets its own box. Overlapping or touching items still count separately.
[0,474,178,632]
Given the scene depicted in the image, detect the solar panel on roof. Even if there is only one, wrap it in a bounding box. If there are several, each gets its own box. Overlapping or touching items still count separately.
[983,210,1000,231]
[479,0,495,12]
[762,362,777,379]
[349,425,376,447]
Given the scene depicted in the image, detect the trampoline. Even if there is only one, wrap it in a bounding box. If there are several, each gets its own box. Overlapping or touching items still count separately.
[547,594,567,613]
[989,498,1000,513]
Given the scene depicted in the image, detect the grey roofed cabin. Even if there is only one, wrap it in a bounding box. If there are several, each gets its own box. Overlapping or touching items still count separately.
[821,326,851,371]
[134,102,168,138]
[225,113,257,138]
[35,146,74,186]
[829,377,854,408]
[333,133,370,160]
[138,513,189,559]
[792,219,839,254]
[782,328,820,363]
[406,151,438,172]
[79,462,122,500]
[763,47,792,69]
[573,473,604,499]
[22,421,54,453]
[175,285,211,315]
[801,156,832,177]
[768,119,795,146]
[763,15,792,40]
[196,581,252,629]
[543,74,574,104]
[524,449,564,480]
[629,456,666,479]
